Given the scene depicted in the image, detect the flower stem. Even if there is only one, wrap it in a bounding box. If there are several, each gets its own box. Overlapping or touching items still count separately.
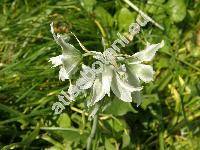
[86,113,98,150]
[123,0,164,30]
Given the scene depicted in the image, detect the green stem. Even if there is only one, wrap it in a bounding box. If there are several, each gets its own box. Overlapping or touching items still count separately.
[86,114,98,150]
[123,0,164,30]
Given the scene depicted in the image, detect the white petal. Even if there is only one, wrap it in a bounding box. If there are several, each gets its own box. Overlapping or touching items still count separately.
[111,73,132,102]
[64,60,81,79]
[82,64,94,73]
[81,64,96,81]
[49,55,63,67]
[126,68,142,106]
[68,83,79,99]
[133,40,164,62]
[111,72,142,102]
[59,66,69,81]
[76,77,94,90]
[115,72,143,92]
[130,64,155,83]
[90,76,106,105]
[102,65,113,96]
[50,22,81,57]
[91,51,106,63]
[74,65,96,90]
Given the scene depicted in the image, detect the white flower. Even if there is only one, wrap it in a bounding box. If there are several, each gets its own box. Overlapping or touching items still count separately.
[85,44,156,106]
[49,23,82,81]
[127,40,164,83]
[126,40,164,105]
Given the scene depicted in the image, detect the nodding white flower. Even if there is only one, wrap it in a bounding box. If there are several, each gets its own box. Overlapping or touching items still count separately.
[49,23,82,81]
[49,22,164,109]
[127,40,164,83]
[126,40,164,105]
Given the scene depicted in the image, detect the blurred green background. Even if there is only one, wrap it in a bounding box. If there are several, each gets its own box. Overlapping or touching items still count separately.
[0,0,200,149]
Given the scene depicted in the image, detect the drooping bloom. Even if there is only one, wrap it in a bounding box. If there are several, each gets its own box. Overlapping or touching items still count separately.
[87,40,164,106]
[48,22,164,113]
[126,40,165,105]
[126,40,164,83]
[49,23,82,81]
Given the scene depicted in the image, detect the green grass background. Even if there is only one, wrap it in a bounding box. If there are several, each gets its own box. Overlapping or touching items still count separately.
[0,0,199,149]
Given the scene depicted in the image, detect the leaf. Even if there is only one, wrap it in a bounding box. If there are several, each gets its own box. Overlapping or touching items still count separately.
[146,0,165,14]
[141,94,159,109]
[42,134,64,150]
[166,0,186,23]
[122,131,130,148]
[81,0,96,12]
[21,125,40,147]
[49,128,89,143]
[167,25,179,40]
[94,7,113,27]
[104,97,137,116]
[117,8,137,31]
[56,130,88,143]
[57,113,71,128]
[105,138,116,150]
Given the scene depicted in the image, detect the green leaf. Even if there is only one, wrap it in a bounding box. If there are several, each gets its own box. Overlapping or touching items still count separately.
[117,8,137,31]
[146,0,165,14]
[166,0,186,23]
[141,94,159,109]
[21,125,40,147]
[122,131,130,148]
[57,113,71,128]
[104,97,137,116]
[94,7,113,27]
[81,0,96,12]
[107,118,125,132]
[56,130,88,143]
[105,138,116,150]
[167,25,179,40]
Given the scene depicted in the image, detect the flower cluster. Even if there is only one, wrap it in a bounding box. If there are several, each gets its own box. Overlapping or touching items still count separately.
[49,22,164,117]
